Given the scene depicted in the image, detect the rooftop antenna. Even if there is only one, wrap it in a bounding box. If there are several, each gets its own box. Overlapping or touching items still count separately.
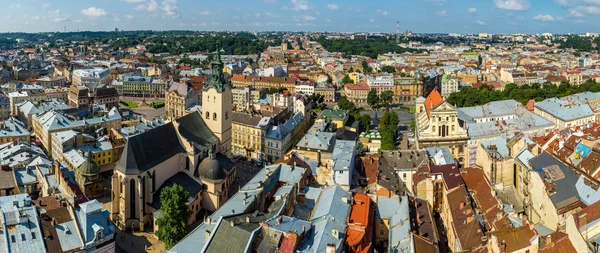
[396,21,400,44]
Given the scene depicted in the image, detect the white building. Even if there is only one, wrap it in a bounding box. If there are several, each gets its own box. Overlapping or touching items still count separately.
[261,64,286,77]
[579,56,593,68]
[72,68,110,87]
[441,74,460,98]
[367,75,394,94]
[295,82,315,95]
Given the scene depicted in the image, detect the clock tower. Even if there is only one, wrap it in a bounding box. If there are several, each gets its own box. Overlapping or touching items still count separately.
[202,46,232,156]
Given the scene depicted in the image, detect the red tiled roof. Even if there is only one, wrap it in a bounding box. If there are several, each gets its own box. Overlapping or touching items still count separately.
[277,233,297,253]
[539,231,577,253]
[526,99,535,111]
[573,197,600,229]
[430,164,464,190]
[345,84,370,90]
[346,193,373,253]
[424,89,443,117]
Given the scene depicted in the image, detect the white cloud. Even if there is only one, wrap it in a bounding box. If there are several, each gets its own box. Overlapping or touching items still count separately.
[468,8,477,13]
[476,20,486,25]
[125,14,134,20]
[9,4,21,8]
[122,0,146,3]
[582,0,600,4]
[327,4,339,10]
[289,0,310,11]
[73,19,82,23]
[326,19,332,22]
[135,0,179,18]
[436,10,448,16]
[556,0,575,6]
[369,18,375,22]
[376,9,389,15]
[135,0,159,12]
[162,0,179,18]
[198,11,210,15]
[48,10,70,22]
[494,0,530,11]
[41,3,50,9]
[570,5,600,16]
[81,7,107,18]
[533,14,556,21]
[294,15,316,21]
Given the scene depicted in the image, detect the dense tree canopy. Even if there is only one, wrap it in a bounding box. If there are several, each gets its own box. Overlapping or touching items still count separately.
[379,111,399,150]
[446,80,600,107]
[367,89,379,108]
[155,184,192,249]
[317,37,424,59]
[381,65,396,73]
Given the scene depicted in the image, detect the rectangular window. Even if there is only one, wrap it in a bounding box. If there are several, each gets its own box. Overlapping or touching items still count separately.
[31,232,36,239]
[379,230,384,236]
[21,234,25,241]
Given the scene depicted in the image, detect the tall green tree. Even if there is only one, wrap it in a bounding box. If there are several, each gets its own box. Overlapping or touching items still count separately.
[380,90,394,111]
[379,111,399,150]
[342,74,354,85]
[155,184,192,249]
[367,89,379,108]
[381,65,396,73]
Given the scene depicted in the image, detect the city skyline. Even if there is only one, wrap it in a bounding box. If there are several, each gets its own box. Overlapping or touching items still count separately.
[2,0,600,34]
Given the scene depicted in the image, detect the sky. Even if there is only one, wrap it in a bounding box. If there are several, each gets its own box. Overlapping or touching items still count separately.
[0,0,598,34]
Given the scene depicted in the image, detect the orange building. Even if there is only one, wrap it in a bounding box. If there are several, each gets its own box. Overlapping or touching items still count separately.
[346,193,374,253]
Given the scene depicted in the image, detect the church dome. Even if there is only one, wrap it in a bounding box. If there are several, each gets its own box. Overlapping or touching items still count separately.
[78,160,100,176]
[198,156,227,182]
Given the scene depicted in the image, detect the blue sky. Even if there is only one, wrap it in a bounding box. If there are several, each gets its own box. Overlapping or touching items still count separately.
[0,0,597,34]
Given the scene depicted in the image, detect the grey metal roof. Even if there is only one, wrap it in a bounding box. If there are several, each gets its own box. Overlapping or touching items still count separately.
[169,162,308,253]
[331,140,355,172]
[74,199,114,245]
[480,138,510,160]
[534,92,600,121]
[175,111,218,152]
[0,194,46,253]
[310,185,350,222]
[151,172,202,210]
[55,220,84,251]
[529,152,580,210]
[115,123,185,175]
[375,195,402,219]
[297,215,346,253]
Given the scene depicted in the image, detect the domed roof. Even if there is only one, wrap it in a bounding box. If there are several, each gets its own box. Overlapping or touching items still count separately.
[198,156,227,182]
[78,149,100,176]
[78,160,100,176]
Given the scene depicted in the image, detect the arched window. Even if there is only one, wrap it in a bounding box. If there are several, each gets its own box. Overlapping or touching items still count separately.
[225,111,228,120]
[152,171,156,192]
[214,96,216,103]
[129,179,136,219]
[207,96,210,102]
[213,113,217,120]
[206,111,210,119]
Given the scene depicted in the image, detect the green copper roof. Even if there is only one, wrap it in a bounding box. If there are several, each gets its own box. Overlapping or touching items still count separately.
[203,45,232,93]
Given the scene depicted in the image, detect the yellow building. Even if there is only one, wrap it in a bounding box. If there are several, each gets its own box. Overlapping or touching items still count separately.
[394,77,424,103]
[231,112,270,160]
[164,80,201,120]
[349,72,361,84]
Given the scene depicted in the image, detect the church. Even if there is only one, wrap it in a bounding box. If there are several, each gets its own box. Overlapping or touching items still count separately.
[110,50,235,231]
[414,89,469,164]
